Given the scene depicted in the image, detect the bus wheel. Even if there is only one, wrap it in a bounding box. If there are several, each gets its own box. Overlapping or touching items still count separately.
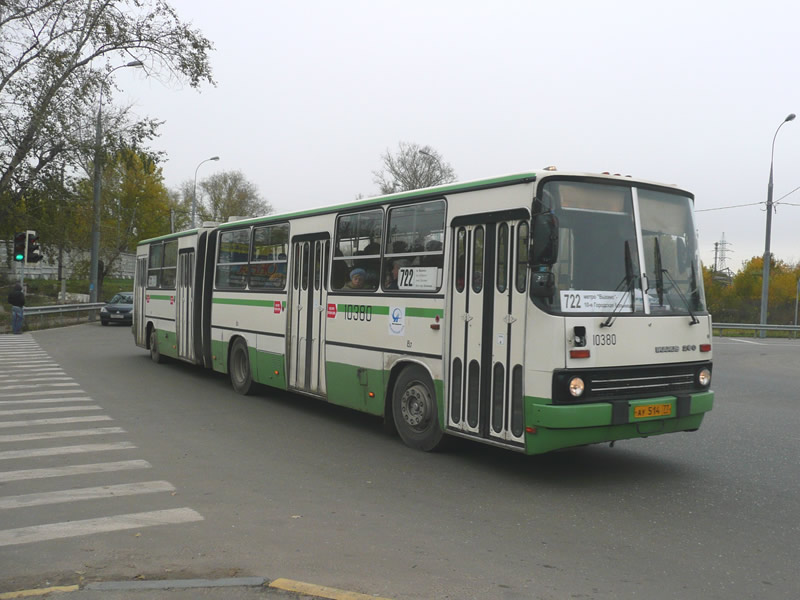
[392,365,444,451]
[149,328,162,364]
[230,338,254,395]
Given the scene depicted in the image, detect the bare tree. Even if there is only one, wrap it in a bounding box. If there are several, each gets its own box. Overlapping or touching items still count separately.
[373,142,456,194]
[199,171,273,223]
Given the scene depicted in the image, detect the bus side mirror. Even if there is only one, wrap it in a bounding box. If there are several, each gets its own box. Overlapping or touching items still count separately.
[530,270,555,298]
[530,212,559,266]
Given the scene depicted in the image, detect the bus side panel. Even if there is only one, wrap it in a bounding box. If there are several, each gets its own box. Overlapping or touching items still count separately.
[326,347,385,416]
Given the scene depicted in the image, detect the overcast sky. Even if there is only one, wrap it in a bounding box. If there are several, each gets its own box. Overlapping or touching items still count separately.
[115,0,800,271]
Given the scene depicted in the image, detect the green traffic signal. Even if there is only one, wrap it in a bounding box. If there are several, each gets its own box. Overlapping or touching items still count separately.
[13,232,26,261]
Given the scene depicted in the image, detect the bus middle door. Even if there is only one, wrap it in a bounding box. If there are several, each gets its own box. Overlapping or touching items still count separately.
[288,234,329,396]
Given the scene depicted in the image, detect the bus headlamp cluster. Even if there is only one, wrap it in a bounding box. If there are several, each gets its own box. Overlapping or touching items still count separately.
[568,376,585,397]
[697,368,711,387]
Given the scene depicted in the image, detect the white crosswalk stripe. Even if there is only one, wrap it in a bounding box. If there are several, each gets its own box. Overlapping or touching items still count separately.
[0,334,204,546]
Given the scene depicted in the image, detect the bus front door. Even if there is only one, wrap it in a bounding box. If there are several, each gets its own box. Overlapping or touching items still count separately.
[448,212,528,446]
[287,235,329,396]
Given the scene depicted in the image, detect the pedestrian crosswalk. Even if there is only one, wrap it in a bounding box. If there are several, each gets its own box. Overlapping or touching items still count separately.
[0,334,203,547]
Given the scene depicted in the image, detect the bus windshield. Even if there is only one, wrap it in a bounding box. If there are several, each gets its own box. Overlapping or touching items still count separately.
[536,179,706,316]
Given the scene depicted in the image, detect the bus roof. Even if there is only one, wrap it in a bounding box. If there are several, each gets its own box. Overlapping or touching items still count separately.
[137,170,689,246]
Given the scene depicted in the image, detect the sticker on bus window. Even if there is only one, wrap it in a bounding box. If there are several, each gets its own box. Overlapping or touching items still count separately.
[148,275,157,287]
[397,267,439,291]
[560,290,631,312]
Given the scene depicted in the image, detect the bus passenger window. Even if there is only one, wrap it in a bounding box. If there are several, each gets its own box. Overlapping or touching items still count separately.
[472,226,484,293]
[250,223,289,290]
[332,209,382,291]
[216,229,249,289]
[383,200,445,292]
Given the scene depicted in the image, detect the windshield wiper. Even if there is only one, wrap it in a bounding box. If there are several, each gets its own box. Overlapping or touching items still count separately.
[654,238,664,306]
[660,266,700,325]
[600,241,636,328]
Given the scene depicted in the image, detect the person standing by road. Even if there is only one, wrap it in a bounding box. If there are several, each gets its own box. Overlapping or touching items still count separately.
[7,282,25,334]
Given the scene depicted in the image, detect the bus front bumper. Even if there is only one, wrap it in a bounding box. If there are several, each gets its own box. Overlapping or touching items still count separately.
[523,391,714,455]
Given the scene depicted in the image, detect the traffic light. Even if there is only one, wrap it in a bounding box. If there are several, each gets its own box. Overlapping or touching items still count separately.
[13,232,26,262]
[26,230,43,264]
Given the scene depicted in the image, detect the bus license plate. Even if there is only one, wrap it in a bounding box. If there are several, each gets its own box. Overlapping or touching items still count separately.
[634,403,672,418]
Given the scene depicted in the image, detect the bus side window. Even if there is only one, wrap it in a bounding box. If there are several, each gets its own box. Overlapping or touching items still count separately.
[383,199,446,292]
[216,229,249,289]
[332,209,382,291]
[147,242,163,288]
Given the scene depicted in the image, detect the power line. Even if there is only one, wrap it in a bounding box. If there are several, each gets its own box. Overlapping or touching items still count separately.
[696,202,763,213]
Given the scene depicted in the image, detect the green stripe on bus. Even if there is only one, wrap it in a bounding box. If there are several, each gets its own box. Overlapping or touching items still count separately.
[335,305,442,318]
[148,295,171,300]
[406,307,444,318]
[213,298,277,307]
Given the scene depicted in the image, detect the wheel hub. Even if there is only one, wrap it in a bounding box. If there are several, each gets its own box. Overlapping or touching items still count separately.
[401,385,430,428]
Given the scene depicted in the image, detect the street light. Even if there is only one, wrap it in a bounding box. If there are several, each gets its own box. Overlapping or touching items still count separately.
[192,156,220,228]
[419,149,442,169]
[758,113,795,337]
[90,60,143,311]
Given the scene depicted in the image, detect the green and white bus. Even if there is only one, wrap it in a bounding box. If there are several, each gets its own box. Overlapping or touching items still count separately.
[133,170,714,454]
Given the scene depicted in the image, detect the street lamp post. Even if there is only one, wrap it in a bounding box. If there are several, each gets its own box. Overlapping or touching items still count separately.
[192,156,220,228]
[794,277,800,338]
[89,60,143,313]
[758,113,795,338]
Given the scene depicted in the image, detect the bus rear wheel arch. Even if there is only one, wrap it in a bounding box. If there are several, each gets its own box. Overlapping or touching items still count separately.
[391,364,445,451]
[229,337,254,395]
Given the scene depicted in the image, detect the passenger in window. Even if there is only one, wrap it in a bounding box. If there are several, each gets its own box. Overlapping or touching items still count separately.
[345,267,367,289]
[384,259,410,290]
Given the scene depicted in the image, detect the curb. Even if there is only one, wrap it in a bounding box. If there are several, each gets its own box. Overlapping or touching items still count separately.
[0,577,392,600]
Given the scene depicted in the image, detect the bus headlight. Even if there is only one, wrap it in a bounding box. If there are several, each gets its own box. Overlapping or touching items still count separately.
[697,368,711,387]
[568,377,585,397]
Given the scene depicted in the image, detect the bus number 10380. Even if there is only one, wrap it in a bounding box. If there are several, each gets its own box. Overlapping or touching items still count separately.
[593,333,617,346]
[344,304,373,322]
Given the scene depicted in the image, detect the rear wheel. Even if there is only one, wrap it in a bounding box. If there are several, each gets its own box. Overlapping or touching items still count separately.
[149,328,162,364]
[230,338,254,395]
[392,365,444,451]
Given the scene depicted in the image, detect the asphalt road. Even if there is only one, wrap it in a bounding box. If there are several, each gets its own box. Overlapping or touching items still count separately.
[1,324,798,600]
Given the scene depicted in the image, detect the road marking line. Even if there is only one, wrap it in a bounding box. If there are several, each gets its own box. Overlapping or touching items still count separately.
[0,415,112,429]
[0,405,101,417]
[0,397,93,406]
[0,377,72,385]
[0,389,87,398]
[0,481,176,509]
[0,459,150,482]
[0,441,136,460]
[0,585,79,598]
[0,507,204,546]
[0,382,79,391]
[0,427,126,443]
[729,338,767,345]
[269,579,393,600]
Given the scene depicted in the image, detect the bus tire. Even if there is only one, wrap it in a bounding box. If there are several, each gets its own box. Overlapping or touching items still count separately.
[392,365,444,451]
[229,338,254,395]
[149,328,162,364]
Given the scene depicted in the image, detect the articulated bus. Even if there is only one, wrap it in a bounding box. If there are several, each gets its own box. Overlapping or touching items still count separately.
[133,170,714,454]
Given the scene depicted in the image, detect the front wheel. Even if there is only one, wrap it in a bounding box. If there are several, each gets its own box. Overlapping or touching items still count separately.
[149,328,162,364]
[392,365,445,451]
[229,338,254,395]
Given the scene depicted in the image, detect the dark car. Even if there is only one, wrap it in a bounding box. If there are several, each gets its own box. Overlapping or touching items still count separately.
[100,292,133,326]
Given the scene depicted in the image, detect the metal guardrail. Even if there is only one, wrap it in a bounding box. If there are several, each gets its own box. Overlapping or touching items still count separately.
[24,303,105,316]
[712,322,800,332]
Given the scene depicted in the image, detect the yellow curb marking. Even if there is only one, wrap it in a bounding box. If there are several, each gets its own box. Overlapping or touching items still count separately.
[0,586,79,599]
[269,578,392,600]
